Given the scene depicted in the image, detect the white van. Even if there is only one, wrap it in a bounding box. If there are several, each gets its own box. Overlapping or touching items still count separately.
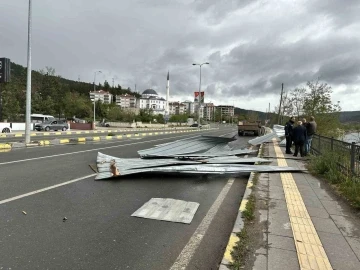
[30,114,55,123]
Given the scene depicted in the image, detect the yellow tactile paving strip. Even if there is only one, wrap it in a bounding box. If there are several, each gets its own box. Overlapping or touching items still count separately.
[273,140,333,270]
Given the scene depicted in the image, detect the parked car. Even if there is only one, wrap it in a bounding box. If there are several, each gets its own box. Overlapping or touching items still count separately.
[0,123,12,133]
[99,119,110,127]
[190,123,202,128]
[34,120,69,131]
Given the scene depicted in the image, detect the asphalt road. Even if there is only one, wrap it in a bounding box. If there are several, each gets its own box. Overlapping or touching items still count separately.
[0,128,202,143]
[0,127,255,270]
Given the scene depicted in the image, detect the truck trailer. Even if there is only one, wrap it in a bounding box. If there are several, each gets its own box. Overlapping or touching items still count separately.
[238,120,263,136]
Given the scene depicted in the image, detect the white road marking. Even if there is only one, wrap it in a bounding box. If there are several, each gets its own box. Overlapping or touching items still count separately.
[170,178,235,270]
[0,174,96,205]
[0,132,223,166]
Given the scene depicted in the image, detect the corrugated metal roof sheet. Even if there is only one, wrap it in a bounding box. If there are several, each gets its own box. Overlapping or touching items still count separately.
[95,152,302,180]
[138,135,236,158]
[96,163,303,179]
[248,132,279,145]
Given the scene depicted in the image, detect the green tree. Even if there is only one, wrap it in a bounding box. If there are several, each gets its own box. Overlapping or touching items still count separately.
[107,106,123,121]
[63,92,92,119]
[137,109,153,122]
[303,79,341,136]
[155,114,165,124]
[1,88,21,121]
[246,111,259,121]
[290,87,307,119]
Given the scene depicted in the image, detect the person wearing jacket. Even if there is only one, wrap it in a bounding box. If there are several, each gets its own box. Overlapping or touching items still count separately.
[304,116,317,155]
[284,116,295,154]
[292,120,307,157]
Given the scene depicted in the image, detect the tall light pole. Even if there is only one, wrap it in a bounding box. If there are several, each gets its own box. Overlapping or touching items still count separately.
[25,0,32,144]
[192,62,209,127]
[93,70,102,125]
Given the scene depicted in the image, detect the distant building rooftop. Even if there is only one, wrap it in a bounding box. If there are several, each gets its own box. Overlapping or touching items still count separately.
[90,90,111,95]
[142,89,158,96]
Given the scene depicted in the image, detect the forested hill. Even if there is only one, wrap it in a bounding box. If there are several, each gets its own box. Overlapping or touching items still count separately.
[9,62,139,97]
[0,62,139,121]
[340,111,360,123]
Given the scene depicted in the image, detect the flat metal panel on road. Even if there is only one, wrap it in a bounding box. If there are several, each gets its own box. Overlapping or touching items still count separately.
[131,198,200,224]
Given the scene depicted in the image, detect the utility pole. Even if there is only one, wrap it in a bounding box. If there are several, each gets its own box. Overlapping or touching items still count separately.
[277,83,284,124]
[25,0,32,144]
[93,71,102,125]
[112,78,115,88]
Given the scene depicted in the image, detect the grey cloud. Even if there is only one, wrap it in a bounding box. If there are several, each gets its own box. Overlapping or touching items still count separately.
[307,0,360,28]
[194,0,257,23]
[1,0,360,111]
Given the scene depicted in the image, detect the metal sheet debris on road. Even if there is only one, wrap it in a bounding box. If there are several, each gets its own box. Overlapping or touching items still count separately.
[131,198,200,224]
[138,135,236,158]
[248,125,286,145]
[95,134,304,180]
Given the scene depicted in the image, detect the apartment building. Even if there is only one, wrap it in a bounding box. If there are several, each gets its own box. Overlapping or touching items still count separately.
[182,101,196,115]
[116,94,137,108]
[169,102,186,115]
[217,105,235,117]
[89,90,113,104]
[203,103,215,121]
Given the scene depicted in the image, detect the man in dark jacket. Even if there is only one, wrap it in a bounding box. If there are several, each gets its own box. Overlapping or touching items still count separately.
[304,116,317,155]
[284,116,295,154]
[292,120,307,157]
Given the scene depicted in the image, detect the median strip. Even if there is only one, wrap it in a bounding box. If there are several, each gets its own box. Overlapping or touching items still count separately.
[0,128,214,150]
[0,127,201,138]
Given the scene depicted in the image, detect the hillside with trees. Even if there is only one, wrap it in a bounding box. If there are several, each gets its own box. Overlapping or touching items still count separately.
[0,62,140,122]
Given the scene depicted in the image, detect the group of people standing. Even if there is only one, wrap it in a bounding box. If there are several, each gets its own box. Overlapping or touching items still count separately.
[284,116,317,157]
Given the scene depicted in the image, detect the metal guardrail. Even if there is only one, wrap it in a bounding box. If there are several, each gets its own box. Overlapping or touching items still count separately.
[311,134,360,176]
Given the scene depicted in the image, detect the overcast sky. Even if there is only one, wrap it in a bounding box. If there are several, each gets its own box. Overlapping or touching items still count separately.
[1,0,360,111]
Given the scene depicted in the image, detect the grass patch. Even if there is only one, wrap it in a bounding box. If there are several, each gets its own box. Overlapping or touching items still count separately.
[242,194,256,221]
[107,133,115,136]
[229,192,256,269]
[229,228,249,270]
[252,172,259,186]
[308,151,360,208]
[259,145,265,158]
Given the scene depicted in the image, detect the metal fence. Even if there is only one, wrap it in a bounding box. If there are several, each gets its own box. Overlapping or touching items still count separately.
[311,134,360,176]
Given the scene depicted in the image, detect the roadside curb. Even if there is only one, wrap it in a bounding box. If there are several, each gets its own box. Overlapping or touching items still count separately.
[0,127,201,138]
[219,143,263,269]
[0,128,217,150]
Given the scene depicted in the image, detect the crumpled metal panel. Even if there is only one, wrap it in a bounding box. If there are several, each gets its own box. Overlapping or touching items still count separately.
[138,135,235,158]
[96,153,270,174]
[248,132,279,145]
[198,156,271,164]
[273,125,285,137]
[279,138,286,146]
[95,153,303,180]
[173,148,257,158]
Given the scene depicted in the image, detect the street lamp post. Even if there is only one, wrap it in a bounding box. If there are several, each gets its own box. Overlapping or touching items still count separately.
[93,70,102,125]
[192,62,209,127]
[25,0,32,144]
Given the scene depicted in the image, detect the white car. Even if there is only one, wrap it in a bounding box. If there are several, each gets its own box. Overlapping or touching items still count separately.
[0,123,12,133]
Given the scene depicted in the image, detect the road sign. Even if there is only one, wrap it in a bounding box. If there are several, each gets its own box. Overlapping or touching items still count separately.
[0,58,11,83]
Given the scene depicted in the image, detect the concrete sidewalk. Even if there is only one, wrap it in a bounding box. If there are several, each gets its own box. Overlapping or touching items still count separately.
[250,140,360,270]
